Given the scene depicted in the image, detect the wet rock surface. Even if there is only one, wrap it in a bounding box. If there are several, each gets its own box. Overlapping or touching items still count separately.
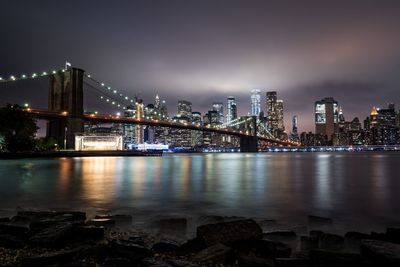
[0,210,399,266]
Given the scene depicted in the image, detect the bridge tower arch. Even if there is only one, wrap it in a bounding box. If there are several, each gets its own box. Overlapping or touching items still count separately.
[47,67,84,149]
[240,116,258,152]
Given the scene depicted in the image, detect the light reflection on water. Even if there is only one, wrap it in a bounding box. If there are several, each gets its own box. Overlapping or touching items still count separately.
[0,152,400,232]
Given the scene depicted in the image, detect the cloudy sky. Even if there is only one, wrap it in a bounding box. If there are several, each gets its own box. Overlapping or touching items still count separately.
[1,0,400,132]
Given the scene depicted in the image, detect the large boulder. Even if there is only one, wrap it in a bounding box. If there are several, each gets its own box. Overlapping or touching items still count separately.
[19,247,83,267]
[152,239,181,253]
[319,233,344,251]
[193,243,233,264]
[29,222,77,247]
[386,227,400,244]
[110,239,151,262]
[196,219,262,246]
[361,239,400,266]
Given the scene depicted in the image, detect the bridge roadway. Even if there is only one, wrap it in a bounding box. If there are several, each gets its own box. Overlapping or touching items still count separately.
[25,108,296,146]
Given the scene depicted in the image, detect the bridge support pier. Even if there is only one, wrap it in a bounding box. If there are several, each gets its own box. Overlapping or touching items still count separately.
[240,136,258,152]
[47,67,84,149]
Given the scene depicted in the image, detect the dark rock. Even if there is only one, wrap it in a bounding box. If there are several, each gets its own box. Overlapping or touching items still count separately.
[0,217,10,223]
[73,225,104,241]
[20,247,82,267]
[310,249,365,267]
[156,218,187,236]
[310,230,324,238]
[386,227,400,244]
[193,243,233,264]
[128,235,146,246]
[237,255,274,267]
[196,219,262,246]
[152,239,181,253]
[0,222,29,237]
[180,237,206,254]
[361,239,400,266]
[87,218,115,228]
[345,231,372,251]
[274,258,311,267]
[197,215,225,225]
[104,257,132,267]
[111,239,151,262]
[300,236,319,251]
[167,259,200,267]
[0,234,24,248]
[370,231,388,241]
[29,222,76,247]
[319,233,344,250]
[29,214,85,232]
[233,239,291,258]
[17,210,86,222]
[308,215,333,227]
[142,257,172,267]
[263,231,297,243]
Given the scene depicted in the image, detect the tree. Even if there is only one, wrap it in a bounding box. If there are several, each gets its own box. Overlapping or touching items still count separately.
[0,104,38,152]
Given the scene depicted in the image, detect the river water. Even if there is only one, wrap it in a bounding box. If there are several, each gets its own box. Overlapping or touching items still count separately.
[1,152,399,233]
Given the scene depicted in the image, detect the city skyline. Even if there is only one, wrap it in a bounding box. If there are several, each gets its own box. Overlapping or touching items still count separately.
[1,0,400,132]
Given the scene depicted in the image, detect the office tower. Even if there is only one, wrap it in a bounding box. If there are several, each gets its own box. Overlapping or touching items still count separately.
[226,96,237,125]
[178,100,192,117]
[266,91,285,136]
[135,99,145,144]
[368,103,399,145]
[315,97,339,140]
[154,94,160,109]
[276,100,284,130]
[291,115,299,141]
[212,102,224,124]
[191,111,203,147]
[250,89,261,116]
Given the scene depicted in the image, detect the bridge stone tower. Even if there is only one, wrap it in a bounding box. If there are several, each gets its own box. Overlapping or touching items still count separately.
[47,67,84,149]
[239,116,258,152]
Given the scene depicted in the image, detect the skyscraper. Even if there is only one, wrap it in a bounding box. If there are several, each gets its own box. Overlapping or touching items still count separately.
[315,97,339,140]
[178,100,192,117]
[212,102,224,124]
[266,91,285,136]
[290,115,299,141]
[250,89,261,116]
[227,96,237,125]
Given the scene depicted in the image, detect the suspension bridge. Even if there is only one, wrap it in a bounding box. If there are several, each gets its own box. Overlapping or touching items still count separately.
[0,65,298,152]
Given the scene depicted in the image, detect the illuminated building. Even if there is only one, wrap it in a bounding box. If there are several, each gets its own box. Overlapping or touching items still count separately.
[366,104,399,145]
[315,97,339,141]
[178,100,192,117]
[226,96,237,126]
[290,115,299,141]
[266,91,285,137]
[250,89,261,116]
[191,111,203,147]
[135,99,145,144]
[75,134,123,151]
[212,102,224,124]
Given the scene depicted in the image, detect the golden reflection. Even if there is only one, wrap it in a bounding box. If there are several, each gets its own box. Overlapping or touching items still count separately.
[132,157,146,198]
[80,157,118,203]
[57,158,72,197]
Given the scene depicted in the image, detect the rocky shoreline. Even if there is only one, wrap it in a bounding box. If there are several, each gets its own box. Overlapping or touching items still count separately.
[0,210,400,266]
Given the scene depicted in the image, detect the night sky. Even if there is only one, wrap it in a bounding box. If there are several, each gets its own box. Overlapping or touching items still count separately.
[1,0,400,132]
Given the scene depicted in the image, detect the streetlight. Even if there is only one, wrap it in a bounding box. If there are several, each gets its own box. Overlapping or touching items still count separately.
[64,127,67,150]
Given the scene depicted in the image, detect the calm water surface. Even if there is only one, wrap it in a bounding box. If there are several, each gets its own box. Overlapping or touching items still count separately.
[1,152,400,232]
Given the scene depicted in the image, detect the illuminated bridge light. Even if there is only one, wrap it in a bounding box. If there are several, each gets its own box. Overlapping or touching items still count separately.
[100,96,104,99]
[87,74,91,78]
[112,101,115,105]
[125,96,128,100]
[101,83,105,86]
[113,90,117,93]
[10,75,16,80]
[107,86,111,90]
[42,72,47,75]
[106,99,110,102]
[22,74,26,78]
[32,73,37,78]
[52,70,56,74]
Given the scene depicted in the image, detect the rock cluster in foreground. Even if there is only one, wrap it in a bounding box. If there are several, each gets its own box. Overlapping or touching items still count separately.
[0,212,400,266]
